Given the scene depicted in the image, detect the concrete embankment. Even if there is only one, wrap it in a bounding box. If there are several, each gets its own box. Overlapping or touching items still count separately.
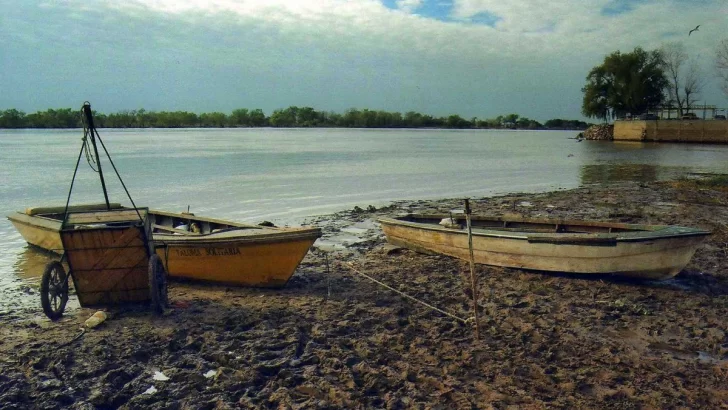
[614,120,728,143]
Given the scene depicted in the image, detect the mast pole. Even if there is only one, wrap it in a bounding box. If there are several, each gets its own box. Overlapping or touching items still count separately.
[81,102,111,210]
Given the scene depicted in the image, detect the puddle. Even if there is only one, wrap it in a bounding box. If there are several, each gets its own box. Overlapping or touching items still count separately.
[0,246,82,318]
[312,218,381,254]
[340,227,369,235]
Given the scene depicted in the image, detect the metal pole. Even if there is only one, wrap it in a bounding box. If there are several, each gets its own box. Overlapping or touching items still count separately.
[81,102,111,210]
[464,199,480,340]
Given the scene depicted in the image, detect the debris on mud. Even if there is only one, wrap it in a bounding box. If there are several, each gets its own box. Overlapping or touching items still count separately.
[1,178,727,409]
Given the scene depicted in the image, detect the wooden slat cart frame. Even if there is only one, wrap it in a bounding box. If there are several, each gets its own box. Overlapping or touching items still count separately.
[39,102,168,320]
[41,208,168,320]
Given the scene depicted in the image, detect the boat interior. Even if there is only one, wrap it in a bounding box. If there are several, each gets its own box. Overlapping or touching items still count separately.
[399,214,650,234]
[148,211,263,236]
[21,204,270,236]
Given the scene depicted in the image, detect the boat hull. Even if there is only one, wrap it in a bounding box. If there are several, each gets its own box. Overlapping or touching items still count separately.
[154,236,318,287]
[8,208,321,287]
[8,214,63,252]
[379,215,710,280]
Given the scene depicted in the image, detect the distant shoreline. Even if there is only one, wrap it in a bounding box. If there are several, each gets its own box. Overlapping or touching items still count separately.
[0,126,589,131]
[0,106,592,130]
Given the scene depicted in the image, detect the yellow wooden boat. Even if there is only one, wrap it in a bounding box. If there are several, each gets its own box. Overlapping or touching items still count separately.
[379,213,711,280]
[8,204,322,287]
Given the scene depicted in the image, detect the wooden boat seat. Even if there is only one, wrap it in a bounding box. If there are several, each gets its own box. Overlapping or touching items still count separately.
[26,203,122,216]
[152,224,202,235]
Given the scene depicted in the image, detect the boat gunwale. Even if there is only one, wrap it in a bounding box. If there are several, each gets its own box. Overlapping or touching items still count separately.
[8,210,322,246]
[153,229,322,246]
[378,214,711,243]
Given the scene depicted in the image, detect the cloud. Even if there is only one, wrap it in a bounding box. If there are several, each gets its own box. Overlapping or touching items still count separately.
[1,0,727,119]
[396,0,424,13]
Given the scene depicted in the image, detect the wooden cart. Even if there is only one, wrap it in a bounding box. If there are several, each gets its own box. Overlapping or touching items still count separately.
[41,208,168,320]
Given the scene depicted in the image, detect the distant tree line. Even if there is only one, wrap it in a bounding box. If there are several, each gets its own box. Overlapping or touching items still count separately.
[0,106,591,130]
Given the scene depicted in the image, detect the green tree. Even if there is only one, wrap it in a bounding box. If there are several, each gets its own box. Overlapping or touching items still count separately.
[229,108,250,126]
[582,47,668,121]
[249,109,268,127]
[269,107,297,127]
[0,109,26,128]
[199,112,228,127]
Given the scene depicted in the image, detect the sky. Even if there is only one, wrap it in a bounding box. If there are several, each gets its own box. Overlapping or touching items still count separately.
[1,0,727,121]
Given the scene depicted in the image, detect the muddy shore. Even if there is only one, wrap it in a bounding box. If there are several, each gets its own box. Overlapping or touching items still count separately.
[1,178,727,409]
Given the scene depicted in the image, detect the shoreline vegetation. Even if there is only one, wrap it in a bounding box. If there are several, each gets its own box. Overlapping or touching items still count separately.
[0,106,591,130]
[1,176,727,408]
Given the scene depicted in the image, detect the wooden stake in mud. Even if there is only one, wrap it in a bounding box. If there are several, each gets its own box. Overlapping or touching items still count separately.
[464,199,480,340]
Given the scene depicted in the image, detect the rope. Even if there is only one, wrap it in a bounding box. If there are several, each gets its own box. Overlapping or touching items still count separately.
[342,262,471,324]
[95,132,143,222]
[59,328,86,348]
[62,138,89,227]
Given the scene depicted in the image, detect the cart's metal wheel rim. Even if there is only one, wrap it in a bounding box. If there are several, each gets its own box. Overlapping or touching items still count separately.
[42,261,68,320]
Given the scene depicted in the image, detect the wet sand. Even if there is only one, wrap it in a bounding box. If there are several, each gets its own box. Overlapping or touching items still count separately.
[1,178,727,409]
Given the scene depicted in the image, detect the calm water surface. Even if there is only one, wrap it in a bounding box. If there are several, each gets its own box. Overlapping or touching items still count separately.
[2,128,727,311]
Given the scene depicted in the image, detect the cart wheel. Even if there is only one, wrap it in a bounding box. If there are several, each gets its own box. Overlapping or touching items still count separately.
[148,255,168,315]
[41,261,69,321]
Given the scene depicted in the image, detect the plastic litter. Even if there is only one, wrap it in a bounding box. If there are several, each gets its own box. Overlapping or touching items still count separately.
[152,371,169,381]
[84,311,107,328]
[203,370,217,378]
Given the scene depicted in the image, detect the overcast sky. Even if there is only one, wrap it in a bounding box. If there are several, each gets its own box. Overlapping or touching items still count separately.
[1,0,726,121]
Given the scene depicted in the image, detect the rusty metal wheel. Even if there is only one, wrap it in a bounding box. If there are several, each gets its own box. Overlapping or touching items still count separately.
[41,261,69,321]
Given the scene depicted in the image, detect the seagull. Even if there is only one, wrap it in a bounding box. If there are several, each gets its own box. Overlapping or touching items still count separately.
[688,25,700,36]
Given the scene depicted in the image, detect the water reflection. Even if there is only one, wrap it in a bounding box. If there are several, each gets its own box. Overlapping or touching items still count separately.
[1,246,79,315]
[3,130,728,315]
[581,164,661,184]
[12,246,59,286]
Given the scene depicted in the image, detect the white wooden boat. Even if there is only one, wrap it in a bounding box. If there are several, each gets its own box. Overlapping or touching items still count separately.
[378,214,710,279]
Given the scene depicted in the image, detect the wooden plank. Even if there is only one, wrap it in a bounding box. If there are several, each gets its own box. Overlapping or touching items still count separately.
[93,228,145,269]
[66,227,149,300]
[66,210,145,225]
[153,224,200,235]
[75,257,149,304]
[75,259,147,292]
[26,203,122,216]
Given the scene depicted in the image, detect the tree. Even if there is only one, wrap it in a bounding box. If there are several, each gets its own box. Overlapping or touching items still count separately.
[229,109,250,127]
[0,109,26,128]
[582,47,668,121]
[660,42,704,116]
[681,60,704,112]
[717,39,728,98]
[248,109,268,127]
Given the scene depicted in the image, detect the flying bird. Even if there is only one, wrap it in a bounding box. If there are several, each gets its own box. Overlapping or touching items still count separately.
[688,25,700,36]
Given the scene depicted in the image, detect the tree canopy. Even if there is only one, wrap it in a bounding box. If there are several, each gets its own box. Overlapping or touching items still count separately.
[582,47,668,121]
[660,42,704,116]
[717,39,728,98]
[0,107,591,130]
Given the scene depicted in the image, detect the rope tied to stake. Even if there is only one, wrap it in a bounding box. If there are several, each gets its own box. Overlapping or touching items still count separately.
[343,262,471,325]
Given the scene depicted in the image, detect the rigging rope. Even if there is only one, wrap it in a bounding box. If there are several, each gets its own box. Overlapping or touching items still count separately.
[81,110,99,173]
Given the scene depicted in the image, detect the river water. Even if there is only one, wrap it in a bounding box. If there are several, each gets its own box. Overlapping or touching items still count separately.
[2,128,728,313]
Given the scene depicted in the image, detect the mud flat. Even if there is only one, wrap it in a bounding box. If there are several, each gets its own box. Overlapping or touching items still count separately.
[1,177,727,409]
